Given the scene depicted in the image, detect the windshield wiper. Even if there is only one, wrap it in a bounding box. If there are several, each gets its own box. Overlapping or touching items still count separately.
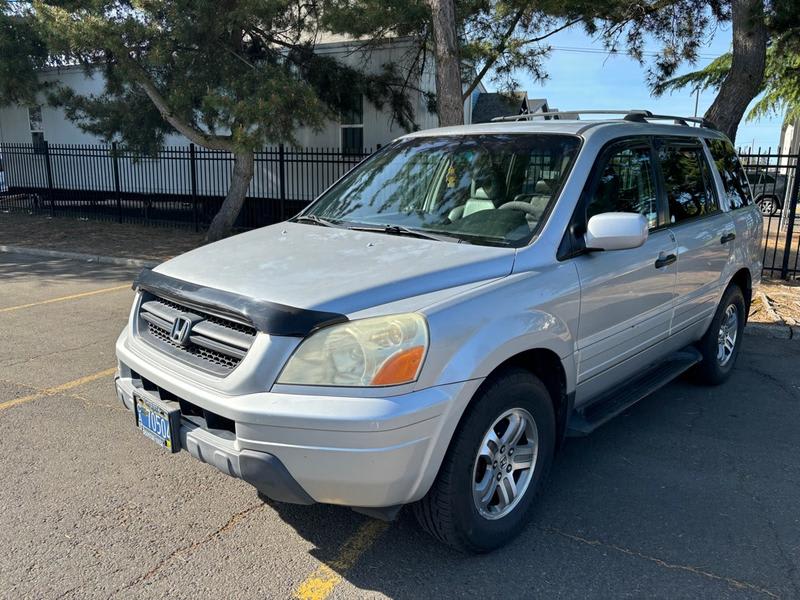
[293,214,347,229]
[349,224,462,243]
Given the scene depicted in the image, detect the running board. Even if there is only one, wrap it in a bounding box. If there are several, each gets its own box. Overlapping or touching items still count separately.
[567,346,703,436]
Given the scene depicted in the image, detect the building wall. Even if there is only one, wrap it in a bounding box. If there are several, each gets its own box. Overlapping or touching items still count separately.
[0,38,449,150]
[0,38,482,201]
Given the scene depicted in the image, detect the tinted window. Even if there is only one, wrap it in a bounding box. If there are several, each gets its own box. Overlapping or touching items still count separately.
[658,142,718,223]
[307,134,580,247]
[587,145,658,229]
[707,139,753,209]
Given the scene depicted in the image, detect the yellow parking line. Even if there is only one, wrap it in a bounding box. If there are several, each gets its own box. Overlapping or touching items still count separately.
[0,284,130,313]
[0,367,116,411]
[293,519,389,600]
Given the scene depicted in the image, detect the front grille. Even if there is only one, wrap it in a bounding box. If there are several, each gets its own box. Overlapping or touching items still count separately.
[137,293,257,375]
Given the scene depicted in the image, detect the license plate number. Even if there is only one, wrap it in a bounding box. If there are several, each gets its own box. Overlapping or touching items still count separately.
[134,393,180,453]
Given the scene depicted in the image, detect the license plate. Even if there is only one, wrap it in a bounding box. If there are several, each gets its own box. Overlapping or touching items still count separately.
[134,392,180,453]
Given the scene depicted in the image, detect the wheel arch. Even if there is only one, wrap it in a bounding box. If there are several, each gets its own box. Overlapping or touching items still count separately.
[448,347,571,458]
[728,267,753,318]
[499,348,571,450]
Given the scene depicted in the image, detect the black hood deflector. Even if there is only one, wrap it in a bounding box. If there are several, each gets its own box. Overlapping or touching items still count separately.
[132,268,348,337]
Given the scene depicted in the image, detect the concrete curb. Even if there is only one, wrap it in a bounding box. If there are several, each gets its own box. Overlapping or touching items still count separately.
[0,245,159,268]
[744,321,800,341]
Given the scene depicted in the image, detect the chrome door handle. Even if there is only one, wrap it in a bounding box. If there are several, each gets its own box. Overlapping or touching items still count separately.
[655,254,677,269]
[721,233,736,244]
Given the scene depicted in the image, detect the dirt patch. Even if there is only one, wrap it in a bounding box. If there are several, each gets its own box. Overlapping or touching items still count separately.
[0,211,205,262]
[749,278,800,325]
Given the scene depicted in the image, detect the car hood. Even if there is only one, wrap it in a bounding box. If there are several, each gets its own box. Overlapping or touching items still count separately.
[154,223,516,314]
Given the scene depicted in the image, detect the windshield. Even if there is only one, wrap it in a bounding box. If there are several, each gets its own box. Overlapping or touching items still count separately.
[301,134,581,247]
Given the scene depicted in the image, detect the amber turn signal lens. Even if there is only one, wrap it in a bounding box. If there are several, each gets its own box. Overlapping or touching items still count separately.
[371,346,426,386]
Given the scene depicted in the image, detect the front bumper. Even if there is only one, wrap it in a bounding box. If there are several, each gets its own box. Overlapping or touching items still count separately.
[116,329,482,508]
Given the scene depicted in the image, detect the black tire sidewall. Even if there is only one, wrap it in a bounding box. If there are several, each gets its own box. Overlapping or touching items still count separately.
[445,370,555,552]
[696,285,746,384]
[758,197,778,216]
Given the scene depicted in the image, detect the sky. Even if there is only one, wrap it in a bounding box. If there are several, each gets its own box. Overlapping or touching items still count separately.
[494,24,783,151]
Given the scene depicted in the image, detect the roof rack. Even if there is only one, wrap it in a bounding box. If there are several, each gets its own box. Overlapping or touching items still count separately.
[490,109,717,129]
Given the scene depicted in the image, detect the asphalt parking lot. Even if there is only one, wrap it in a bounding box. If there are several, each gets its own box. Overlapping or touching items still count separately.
[1,251,799,599]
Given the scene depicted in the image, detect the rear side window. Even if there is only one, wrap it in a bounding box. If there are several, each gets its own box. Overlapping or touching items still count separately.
[586,144,659,229]
[707,139,753,209]
[658,142,719,224]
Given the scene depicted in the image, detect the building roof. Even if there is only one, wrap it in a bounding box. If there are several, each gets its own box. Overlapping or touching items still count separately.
[471,93,548,124]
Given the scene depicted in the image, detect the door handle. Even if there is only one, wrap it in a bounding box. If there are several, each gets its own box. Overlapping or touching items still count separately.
[655,254,677,269]
[721,232,736,244]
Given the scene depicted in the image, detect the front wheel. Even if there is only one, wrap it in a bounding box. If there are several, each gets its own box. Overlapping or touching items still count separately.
[757,196,779,216]
[692,284,746,385]
[413,368,555,553]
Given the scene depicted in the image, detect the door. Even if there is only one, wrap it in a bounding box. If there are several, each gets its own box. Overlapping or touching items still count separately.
[571,139,677,400]
[655,138,735,334]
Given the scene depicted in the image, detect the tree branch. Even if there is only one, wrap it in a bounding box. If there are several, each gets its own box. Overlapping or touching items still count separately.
[125,57,234,151]
[461,15,582,101]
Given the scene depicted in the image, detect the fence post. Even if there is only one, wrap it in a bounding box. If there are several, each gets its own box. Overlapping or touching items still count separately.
[111,142,123,223]
[43,141,54,217]
[189,143,199,232]
[780,156,800,280]
[278,143,287,220]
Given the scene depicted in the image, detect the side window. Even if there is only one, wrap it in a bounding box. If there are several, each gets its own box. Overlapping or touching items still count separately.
[28,105,46,153]
[340,95,364,155]
[658,142,719,224]
[586,145,659,229]
[707,138,753,209]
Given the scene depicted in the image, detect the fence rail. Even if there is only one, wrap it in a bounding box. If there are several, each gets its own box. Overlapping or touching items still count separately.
[0,142,371,230]
[1,142,799,279]
[738,148,800,280]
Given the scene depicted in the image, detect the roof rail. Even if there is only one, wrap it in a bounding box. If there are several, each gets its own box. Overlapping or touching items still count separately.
[490,109,717,129]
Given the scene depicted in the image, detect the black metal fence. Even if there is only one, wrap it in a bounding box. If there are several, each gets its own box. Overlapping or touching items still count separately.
[738,148,800,280]
[0,142,372,230]
[1,142,799,279]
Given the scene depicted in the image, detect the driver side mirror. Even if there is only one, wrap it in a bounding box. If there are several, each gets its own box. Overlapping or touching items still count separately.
[584,212,648,251]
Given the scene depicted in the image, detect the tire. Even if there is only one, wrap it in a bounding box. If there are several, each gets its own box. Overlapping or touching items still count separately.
[412,368,555,553]
[757,196,779,216]
[692,284,746,386]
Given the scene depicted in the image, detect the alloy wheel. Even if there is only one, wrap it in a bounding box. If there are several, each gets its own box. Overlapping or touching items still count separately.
[717,303,739,366]
[472,408,539,520]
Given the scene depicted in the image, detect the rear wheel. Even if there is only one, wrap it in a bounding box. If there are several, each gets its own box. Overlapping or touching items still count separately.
[757,196,779,216]
[413,368,555,553]
[692,284,746,385]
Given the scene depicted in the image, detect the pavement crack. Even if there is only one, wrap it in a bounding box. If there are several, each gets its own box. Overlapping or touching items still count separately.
[752,495,800,597]
[112,503,264,595]
[0,338,106,369]
[540,526,780,599]
[740,365,800,399]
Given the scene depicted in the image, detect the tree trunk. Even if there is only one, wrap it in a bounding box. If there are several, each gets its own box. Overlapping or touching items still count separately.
[426,0,464,127]
[206,150,254,242]
[704,0,767,142]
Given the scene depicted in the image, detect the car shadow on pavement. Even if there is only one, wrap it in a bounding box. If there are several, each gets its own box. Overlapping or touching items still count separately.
[0,252,143,284]
[269,344,800,599]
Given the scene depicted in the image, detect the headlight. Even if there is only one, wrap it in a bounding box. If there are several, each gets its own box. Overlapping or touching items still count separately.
[277,313,428,387]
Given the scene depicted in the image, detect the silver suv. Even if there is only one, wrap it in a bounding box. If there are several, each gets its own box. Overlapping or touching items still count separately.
[115,111,762,553]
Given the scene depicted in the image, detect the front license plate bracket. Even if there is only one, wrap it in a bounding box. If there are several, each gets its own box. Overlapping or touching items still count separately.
[134,392,181,453]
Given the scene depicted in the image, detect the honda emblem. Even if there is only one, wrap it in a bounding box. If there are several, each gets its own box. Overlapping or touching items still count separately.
[170,316,193,346]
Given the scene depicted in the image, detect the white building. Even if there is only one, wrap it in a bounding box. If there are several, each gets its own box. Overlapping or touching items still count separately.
[0,36,547,221]
[0,36,490,151]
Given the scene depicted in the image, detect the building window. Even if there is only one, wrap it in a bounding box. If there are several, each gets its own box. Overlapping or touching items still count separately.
[28,105,46,152]
[340,95,363,154]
